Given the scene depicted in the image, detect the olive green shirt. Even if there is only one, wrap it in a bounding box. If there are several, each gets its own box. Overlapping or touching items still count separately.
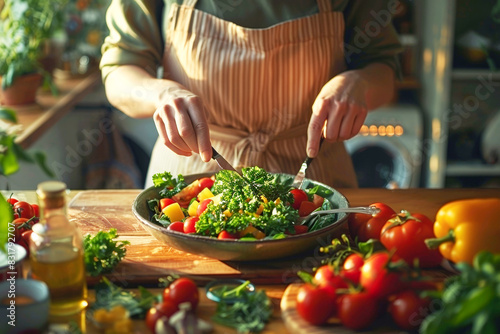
[100,0,403,81]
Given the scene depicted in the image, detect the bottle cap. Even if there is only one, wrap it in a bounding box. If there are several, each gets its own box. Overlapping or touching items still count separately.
[36,181,67,208]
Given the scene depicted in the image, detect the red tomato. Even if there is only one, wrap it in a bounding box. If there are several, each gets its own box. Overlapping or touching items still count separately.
[290,189,308,210]
[167,221,185,233]
[171,179,202,208]
[314,265,348,290]
[7,197,18,205]
[338,292,380,330]
[312,194,324,208]
[340,253,364,285]
[197,177,214,191]
[380,211,443,268]
[13,201,35,219]
[348,202,396,242]
[163,277,199,310]
[31,204,40,217]
[360,252,403,298]
[145,301,178,334]
[196,198,213,216]
[160,198,176,211]
[298,201,319,217]
[217,230,238,239]
[183,216,199,234]
[293,225,308,235]
[296,283,337,325]
[388,290,430,331]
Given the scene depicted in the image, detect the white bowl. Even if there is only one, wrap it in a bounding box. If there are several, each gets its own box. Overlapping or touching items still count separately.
[0,278,50,334]
[0,243,27,281]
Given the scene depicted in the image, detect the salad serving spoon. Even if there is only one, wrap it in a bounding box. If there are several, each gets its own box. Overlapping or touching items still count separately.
[297,205,380,224]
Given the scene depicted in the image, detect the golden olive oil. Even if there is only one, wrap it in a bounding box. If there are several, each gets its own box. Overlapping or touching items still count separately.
[30,244,87,315]
[30,181,88,319]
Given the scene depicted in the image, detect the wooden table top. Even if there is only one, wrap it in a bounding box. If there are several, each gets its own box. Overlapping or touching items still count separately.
[6,187,500,333]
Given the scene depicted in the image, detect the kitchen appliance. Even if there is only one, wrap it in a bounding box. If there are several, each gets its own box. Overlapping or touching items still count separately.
[344,104,423,188]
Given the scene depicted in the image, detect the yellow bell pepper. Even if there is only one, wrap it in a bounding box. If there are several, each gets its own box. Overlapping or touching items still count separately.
[425,198,500,265]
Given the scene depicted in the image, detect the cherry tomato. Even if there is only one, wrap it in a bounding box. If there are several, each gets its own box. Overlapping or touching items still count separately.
[197,177,214,191]
[183,216,199,234]
[380,211,443,268]
[298,200,320,217]
[145,301,178,334]
[196,198,213,216]
[360,252,403,298]
[292,225,308,235]
[167,221,185,233]
[296,283,336,325]
[314,265,348,290]
[31,204,40,217]
[388,290,430,331]
[6,197,18,205]
[340,253,364,285]
[163,277,199,310]
[290,189,308,210]
[13,201,35,219]
[217,230,238,239]
[160,198,176,211]
[338,292,380,330]
[348,202,396,242]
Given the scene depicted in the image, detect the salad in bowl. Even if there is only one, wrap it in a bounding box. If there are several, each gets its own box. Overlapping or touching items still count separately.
[133,167,350,261]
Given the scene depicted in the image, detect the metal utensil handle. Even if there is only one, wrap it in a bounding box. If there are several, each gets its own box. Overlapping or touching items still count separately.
[308,206,380,217]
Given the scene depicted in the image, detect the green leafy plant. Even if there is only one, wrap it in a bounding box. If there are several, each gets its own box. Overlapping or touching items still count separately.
[0,0,68,90]
[0,106,54,251]
[83,228,131,277]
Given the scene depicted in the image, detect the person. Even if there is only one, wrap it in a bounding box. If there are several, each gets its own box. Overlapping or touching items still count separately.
[100,0,402,188]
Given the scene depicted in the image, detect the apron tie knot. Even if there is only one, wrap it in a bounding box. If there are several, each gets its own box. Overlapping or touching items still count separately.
[232,131,271,168]
[247,131,271,152]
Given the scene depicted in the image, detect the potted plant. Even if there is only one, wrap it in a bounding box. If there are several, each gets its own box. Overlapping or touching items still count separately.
[0,0,68,105]
[0,107,54,252]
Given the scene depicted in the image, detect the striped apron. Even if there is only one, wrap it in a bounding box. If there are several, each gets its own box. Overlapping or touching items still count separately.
[145,0,358,188]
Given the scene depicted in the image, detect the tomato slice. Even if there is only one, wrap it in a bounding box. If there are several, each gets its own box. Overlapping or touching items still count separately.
[290,189,308,210]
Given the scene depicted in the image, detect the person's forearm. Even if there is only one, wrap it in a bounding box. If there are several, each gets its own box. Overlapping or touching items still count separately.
[104,65,180,119]
[344,62,396,110]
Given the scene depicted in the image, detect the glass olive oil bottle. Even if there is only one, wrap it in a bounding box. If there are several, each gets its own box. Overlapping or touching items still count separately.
[30,181,88,316]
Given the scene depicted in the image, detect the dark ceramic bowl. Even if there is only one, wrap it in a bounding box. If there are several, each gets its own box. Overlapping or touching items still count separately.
[132,173,350,261]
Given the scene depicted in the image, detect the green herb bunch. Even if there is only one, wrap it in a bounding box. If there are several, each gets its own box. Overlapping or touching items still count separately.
[83,228,130,277]
[420,251,500,334]
[212,281,273,333]
[197,167,298,238]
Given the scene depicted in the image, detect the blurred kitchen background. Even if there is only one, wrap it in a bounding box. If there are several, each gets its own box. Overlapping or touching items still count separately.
[2,0,500,190]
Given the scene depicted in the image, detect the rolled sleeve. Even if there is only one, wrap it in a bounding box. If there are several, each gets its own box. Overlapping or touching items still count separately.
[100,0,164,83]
[342,0,403,76]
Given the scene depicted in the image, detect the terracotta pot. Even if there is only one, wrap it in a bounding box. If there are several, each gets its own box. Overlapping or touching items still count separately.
[0,73,43,106]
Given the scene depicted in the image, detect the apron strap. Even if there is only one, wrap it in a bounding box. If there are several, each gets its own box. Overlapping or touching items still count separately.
[182,0,198,8]
[317,0,333,13]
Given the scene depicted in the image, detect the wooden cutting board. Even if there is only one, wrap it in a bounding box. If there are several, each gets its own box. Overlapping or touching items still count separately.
[281,283,408,334]
[69,190,345,287]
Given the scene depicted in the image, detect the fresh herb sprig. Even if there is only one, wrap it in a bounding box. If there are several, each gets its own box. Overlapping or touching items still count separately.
[152,171,187,198]
[212,282,273,334]
[90,277,157,319]
[420,251,500,334]
[83,228,130,277]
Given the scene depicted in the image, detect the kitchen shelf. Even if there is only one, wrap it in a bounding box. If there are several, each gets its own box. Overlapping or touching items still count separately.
[451,69,500,80]
[446,161,500,176]
[9,71,101,149]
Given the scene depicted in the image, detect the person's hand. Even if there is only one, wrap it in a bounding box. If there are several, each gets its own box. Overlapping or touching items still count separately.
[153,84,212,162]
[307,71,368,157]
